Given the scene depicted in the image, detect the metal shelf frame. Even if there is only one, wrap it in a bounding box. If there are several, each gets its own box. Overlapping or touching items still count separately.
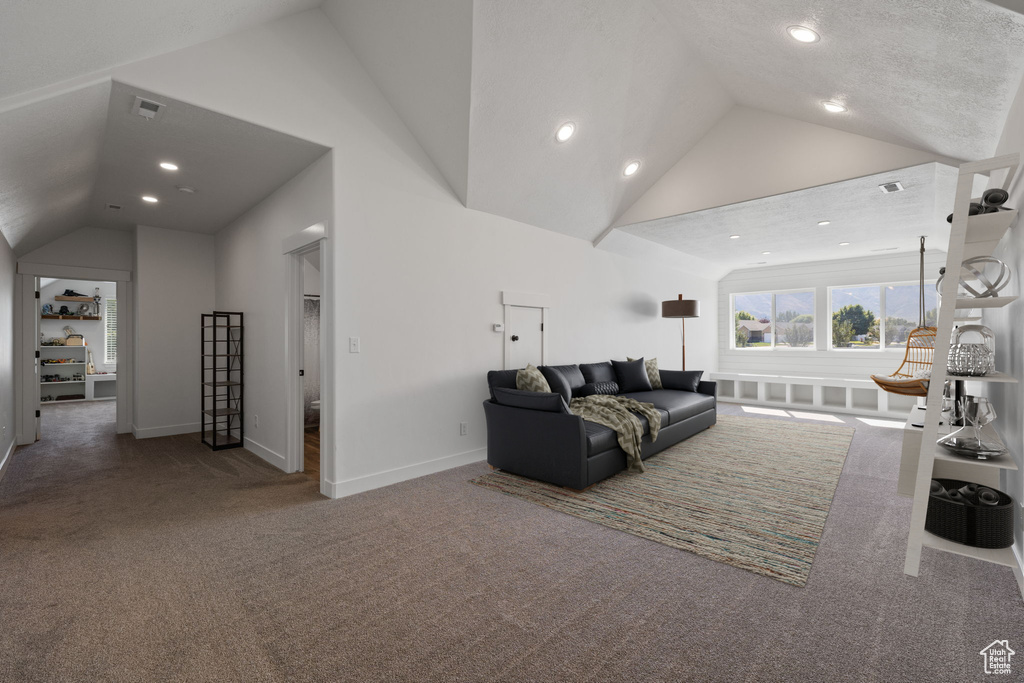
[201,311,244,451]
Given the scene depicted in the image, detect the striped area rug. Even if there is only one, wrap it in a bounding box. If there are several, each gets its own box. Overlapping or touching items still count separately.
[472,415,854,587]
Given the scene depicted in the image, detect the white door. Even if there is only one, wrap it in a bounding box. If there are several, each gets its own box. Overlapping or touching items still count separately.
[508,305,543,369]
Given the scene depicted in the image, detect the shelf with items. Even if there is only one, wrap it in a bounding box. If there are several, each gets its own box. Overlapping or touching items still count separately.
[902,153,1024,599]
[201,311,244,451]
[41,314,101,320]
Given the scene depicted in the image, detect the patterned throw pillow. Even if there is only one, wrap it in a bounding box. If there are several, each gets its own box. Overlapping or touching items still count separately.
[627,356,663,389]
[516,364,552,393]
[575,381,620,397]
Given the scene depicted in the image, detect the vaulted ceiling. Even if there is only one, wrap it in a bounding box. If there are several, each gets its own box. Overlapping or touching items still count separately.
[2,0,1024,267]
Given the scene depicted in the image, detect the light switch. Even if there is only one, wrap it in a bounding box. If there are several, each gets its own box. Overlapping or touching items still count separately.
[349,337,360,353]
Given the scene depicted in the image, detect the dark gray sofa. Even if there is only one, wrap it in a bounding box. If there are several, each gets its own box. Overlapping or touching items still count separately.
[484,361,716,489]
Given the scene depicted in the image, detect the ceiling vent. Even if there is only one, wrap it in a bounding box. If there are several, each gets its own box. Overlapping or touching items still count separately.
[105,203,122,211]
[132,96,165,121]
[878,181,905,193]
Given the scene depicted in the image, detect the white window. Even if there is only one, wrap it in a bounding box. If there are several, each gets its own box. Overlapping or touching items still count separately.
[829,282,937,350]
[105,298,117,364]
[732,290,815,350]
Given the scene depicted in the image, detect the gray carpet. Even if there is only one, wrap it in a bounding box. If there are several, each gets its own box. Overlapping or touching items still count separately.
[0,401,1022,682]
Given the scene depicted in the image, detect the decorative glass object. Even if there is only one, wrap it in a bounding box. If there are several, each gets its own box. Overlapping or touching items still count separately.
[937,396,1007,460]
[936,256,1011,299]
[947,324,995,376]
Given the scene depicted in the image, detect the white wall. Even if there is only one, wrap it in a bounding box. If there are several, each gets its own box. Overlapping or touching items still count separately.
[18,227,134,272]
[718,251,947,380]
[114,9,717,497]
[982,69,1024,557]
[0,236,16,483]
[39,279,117,374]
[133,225,214,438]
[614,106,962,228]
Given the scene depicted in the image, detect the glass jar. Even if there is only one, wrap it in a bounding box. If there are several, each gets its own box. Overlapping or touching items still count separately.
[947,324,995,376]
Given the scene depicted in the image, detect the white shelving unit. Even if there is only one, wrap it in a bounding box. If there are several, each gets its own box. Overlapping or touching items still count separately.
[38,343,115,403]
[903,153,1024,598]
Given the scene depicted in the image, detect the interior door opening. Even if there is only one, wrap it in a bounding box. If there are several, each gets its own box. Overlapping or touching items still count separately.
[301,248,321,482]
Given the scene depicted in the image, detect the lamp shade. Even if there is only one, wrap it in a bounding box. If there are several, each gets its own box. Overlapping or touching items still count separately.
[662,296,699,318]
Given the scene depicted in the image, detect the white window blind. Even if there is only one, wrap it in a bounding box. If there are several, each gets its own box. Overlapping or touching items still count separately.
[105,298,117,364]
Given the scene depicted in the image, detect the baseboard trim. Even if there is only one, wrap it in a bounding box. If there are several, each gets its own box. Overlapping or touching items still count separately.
[325,447,487,499]
[243,437,287,471]
[132,422,201,439]
[0,438,16,486]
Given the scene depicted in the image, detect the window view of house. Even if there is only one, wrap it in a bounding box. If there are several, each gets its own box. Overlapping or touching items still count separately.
[733,292,772,348]
[831,286,881,349]
[775,291,815,348]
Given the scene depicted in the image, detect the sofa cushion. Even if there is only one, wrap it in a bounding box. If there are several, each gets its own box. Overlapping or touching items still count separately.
[580,361,616,384]
[539,365,585,404]
[493,387,569,413]
[612,358,652,393]
[575,381,619,397]
[660,369,704,393]
[619,390,715,425]
[627,356,663,389]
[583,408,669,455]
[516,364,551,393]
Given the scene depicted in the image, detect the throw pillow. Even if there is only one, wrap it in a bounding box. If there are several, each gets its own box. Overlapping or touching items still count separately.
[611,358,652,393]
[516,364,551,393]
[492,387,569,413]
[574,381,620,397]
[539,365,584,405]
[627,356,663,389]
[661,370,704,392]
[580,361,616,384]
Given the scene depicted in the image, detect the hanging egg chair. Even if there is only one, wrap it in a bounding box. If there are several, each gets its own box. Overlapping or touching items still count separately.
[870,237,936,397]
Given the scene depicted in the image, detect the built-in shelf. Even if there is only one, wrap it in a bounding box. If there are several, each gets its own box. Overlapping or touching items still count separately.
[40,362,85,366]
[54,295,95,303]
[41,315,100,320]
[41,381,84,385]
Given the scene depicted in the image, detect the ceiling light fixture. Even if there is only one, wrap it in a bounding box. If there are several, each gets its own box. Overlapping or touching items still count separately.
[839,242,850,246]
[555,122,576,142]
[817,220,831,226]
[159,162,179,171]
[787,26,820,43]
[176,185,197,194]
[623,161,640,177]
[729,235,740,239]
[761,251,771,255]
[822,101,847,113]
[141,195,158,203]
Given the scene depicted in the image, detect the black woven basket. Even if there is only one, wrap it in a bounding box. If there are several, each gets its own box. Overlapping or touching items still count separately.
[926,479,1014,549]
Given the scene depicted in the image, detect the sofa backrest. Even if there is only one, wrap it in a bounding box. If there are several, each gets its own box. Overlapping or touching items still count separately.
[486,369,519,399]
[580,362,616,384]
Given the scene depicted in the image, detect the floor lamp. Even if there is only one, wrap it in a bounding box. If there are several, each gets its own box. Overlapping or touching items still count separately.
[661,296,700,370]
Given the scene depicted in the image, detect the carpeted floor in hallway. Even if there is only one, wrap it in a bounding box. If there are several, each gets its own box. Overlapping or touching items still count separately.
[0,401,1021,682]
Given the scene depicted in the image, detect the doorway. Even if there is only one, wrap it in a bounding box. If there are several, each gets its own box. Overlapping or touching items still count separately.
[502,291,550,370]
[302,250,321,482]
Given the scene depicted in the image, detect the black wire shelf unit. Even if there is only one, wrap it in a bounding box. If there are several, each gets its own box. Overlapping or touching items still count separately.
[202,311,244,450]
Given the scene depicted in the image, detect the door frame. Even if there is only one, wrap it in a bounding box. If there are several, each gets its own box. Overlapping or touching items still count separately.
[15,263,134,442]
[501,290,550,370]
[282,223,333,497]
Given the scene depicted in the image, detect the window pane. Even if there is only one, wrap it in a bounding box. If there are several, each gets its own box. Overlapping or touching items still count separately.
[734,293,772,348]
[775,292,814,347]
[831,287,880,349]
[884,284,938,348]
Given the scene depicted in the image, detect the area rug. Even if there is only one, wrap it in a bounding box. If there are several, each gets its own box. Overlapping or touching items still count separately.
[471,415,854,587]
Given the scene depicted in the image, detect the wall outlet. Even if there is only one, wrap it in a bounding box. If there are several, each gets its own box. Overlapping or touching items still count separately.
[254,414,259,429]
[459,422,468,436]
[349,337,361,353]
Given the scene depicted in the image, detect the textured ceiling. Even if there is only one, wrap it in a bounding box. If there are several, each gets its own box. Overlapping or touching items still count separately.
[620,163,963,270]
[466,0,733,241]
[87,82,328,237]
[653,0,1024,162]
[0,83,110,255]
[0,0,320,100]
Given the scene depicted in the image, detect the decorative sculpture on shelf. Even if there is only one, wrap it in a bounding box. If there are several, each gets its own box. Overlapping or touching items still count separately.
[936,396,1007,460]
[936,256,1011,299]
[947,324,995,376]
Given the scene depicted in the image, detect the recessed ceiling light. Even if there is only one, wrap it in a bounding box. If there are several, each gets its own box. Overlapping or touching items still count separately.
[817,220,831,226]
[159,162,179,171]
[787,26,820,43]
[822,101,846,113]
[176,185,197,194]
[761,251,771,255]
[729,235,740,239]
[623,161,640,177]
[839,242,850,246]
[555,122,575,142]
[141,195,158,203]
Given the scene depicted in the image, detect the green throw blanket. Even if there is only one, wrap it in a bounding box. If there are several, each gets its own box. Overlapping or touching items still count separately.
[569,395,661,473]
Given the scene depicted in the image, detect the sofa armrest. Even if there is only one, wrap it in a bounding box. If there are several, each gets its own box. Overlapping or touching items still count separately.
[697,380,717,397]
[483,400,588,489]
